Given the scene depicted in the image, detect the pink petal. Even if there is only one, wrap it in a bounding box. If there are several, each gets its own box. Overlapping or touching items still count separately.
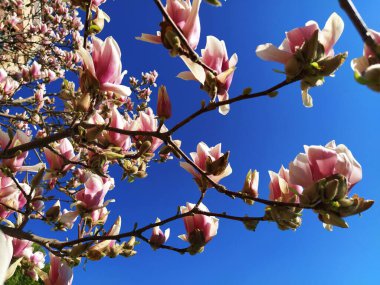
[256,43,292,64]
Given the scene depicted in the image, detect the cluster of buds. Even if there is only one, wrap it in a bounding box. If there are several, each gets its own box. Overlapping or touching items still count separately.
[300,174,373,230]
[263,141,373,231]
[85,217,137,260]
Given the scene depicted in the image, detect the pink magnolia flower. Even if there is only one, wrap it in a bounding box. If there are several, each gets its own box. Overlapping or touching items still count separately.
[178,36,238,115]
[149,218,170,249]
[137,0,201,50]
[180,142,232,185]
[12,238,33,258]
[59,209,79,231]
[44,138,78,172]
[105,107,132,151]
[44,253,73,285]
[0,69,7,83]
[0,78,20,97]
[78,36,131,98]
[75,173,113,211]
[0,230,13,284]
[30,61,42,80]
[0,176,30,219]
[24,249,45,281]
[256,12,343,64]
[0,130,31,172]
[289,141,362,190]
[90,207,109,225]
[85,111,107,143]
[133,107,166,152]
[269,166,303,203]
[256,13,344,107]
[351,29,380,91]
[179,202,218,245]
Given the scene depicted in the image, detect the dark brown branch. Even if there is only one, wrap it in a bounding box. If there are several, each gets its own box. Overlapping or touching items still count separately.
[339,0,380,59]
[166,138,312,209]
[169,78,297,135]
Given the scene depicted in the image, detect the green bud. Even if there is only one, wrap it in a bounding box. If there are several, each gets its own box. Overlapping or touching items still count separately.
[323,179,339,202]
[243,219,259,231]
[317,52,347,76]
[204,0,222,6]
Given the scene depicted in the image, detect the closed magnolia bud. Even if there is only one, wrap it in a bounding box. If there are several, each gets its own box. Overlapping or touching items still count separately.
[318,52,347,76]
[31,167,45,190]
[323,179,339,201]
[70,243,91,258]
[161,23,181,54]
[46,201,61,222]
[319,213,348,228]
[364,63,380,91]
[242,169,259,205]
[138,141,152,156]
[157,85,172,119]
[205,0,222,6]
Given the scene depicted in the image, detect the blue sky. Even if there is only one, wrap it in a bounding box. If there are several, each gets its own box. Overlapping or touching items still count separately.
[68,1,380,284]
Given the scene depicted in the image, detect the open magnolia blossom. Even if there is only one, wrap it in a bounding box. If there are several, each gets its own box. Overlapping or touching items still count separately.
[178,35,238,115]
[256,13,346,107]
[179,202,219,254]
[0,176,31,219]
[137,0,202,51]
[78,36,131,98]
[351,29,380,91]
[263,141,371,231]
[44,138,79,179]
[180,141,232,188]
[289,140,362,190]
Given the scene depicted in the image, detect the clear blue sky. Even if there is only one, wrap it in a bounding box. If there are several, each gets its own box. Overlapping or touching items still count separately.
[67,1,380,284]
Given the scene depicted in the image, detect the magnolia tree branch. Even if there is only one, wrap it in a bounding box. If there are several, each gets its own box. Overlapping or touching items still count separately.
[166,138,312,209]
[339,0,380,58]
[169,78,299,135]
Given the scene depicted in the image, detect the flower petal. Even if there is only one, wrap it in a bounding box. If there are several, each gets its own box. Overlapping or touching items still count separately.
[256,43,292,64]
